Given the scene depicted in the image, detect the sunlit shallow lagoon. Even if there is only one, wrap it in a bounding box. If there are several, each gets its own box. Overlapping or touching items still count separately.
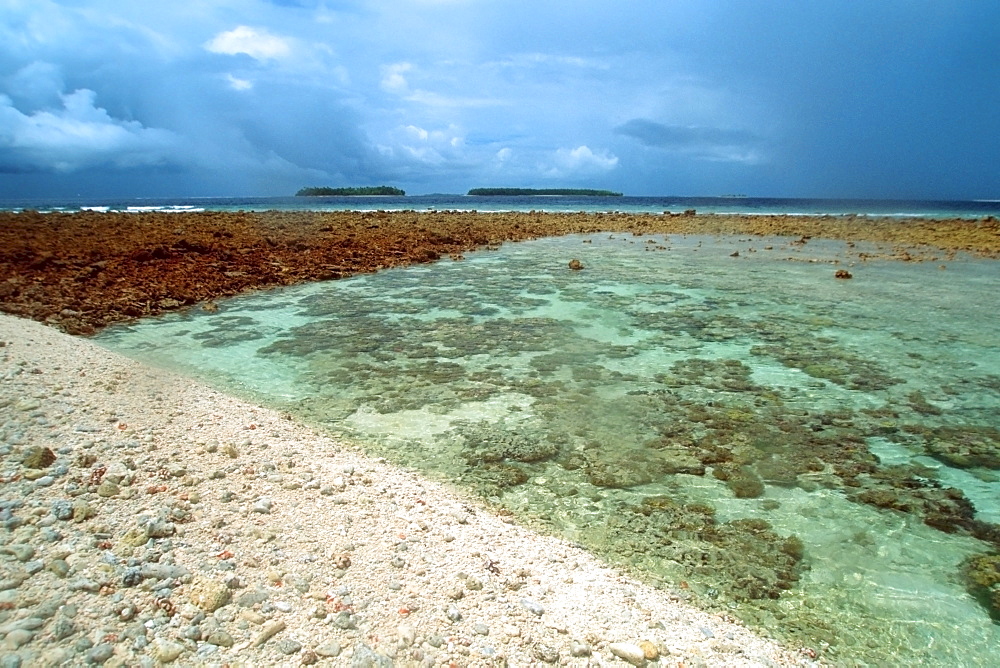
[96,233,1000,665]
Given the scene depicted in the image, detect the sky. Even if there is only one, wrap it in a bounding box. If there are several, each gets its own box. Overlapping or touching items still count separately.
[1,0,998,200]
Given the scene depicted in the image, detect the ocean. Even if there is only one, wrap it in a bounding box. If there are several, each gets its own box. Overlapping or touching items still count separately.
[2,194,1000,218]
[95,230,1000,665]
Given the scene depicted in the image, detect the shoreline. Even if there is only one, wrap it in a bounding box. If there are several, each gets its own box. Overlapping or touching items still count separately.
[2,210,998,335]
[0,313,813,666]
[2,209,997,664]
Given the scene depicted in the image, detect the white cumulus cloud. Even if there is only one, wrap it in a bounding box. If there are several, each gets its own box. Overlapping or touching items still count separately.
[552,145,618,174]
[0,89,179,173]
[204,26,292,61]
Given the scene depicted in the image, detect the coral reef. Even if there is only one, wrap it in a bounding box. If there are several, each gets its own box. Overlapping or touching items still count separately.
[3,209,999,335]
[593,496,806,603]
[964,553,1000,623]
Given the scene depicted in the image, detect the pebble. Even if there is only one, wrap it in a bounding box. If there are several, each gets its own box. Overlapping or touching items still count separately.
[50,500,73,521]
[639,639,660,659]
[520,598,545,616]
[315,642,342,657]
[252,497,272,514]
[240,609,266,624]
[253,619,286,647]
[141,563,189,580]
[51,617,75,640]
[188,576,231,612]
[48,559,70,578]
[277,638,302,655]
[398,622,416,646]
[85,643,115,664]
[152,638,185,663]
[0,618,44,634]
[237,589,269,608]
[4,629,33,650]
[3,544,35,562]
[69,577,101,592]
[609,642,647,666]
[71,500,95,522]
[96,480,120,497]
[332,611,356,629]
[351,642,393,668]
[533,645,560,663]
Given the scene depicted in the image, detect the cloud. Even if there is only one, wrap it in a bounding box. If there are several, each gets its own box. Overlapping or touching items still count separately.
[0,88,180,173]
[204,26,292,61]
[380,62,498,108]
[489,52,609,72]
[378,123,467,166]
[225,74,254,91]
[5,61,65,109]
[549,145,618,175]
[380,62,412,93]
[616,118,763,163]
[1,0,995,199]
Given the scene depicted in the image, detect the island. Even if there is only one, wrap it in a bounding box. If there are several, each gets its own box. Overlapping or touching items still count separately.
[467,188,622,196]
[296,186,405,196]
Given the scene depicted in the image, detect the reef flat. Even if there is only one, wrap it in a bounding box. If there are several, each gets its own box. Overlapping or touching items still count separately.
[1,209,998,334]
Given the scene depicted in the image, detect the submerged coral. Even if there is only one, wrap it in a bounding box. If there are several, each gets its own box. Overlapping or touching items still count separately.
[964,553,1000,623]
[592,495,806,603]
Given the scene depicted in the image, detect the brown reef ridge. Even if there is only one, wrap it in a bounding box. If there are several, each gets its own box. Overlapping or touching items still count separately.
[1,209,998,335]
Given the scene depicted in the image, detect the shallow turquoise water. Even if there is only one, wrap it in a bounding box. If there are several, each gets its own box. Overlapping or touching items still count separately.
[97,233,1000,664]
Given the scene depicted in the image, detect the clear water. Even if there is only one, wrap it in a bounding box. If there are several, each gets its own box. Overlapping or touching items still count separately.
[96,233,1000,664]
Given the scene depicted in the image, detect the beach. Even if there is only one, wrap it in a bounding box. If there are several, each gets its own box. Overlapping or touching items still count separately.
[1,210,998,665]
[0,313,811,666]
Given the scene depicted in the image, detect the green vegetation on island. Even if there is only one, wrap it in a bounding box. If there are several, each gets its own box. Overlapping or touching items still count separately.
[467,188,622,197]
[296,186,405,196]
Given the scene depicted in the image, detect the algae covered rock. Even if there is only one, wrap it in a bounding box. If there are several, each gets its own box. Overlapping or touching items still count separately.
[713,465,766,499]
[964,552,1000,622]
[920,425,1000,470]
[594,495,807,603]
[458,422,558,464]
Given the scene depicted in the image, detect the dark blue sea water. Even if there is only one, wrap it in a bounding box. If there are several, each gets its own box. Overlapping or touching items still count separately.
[3,194,1000,218]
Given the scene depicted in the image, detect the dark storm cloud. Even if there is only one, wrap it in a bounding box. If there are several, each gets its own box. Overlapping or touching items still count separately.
[615,119,760,159]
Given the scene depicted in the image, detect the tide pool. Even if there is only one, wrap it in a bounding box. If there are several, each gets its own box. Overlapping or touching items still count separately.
[97,232,1000,664]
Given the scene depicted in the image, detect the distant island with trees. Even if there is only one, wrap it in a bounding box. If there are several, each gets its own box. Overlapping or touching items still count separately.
[296,186,405,196]
[467,188,622,196]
